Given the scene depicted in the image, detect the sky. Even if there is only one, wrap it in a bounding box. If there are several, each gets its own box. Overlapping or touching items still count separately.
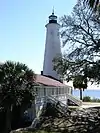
[73,89,100,99]
[0,0,77,74]
[0,0,100,91]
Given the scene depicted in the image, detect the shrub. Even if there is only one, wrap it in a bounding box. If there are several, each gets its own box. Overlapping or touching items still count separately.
[92,98,100,102]
[83,96,100,102]
[83,96,91,102]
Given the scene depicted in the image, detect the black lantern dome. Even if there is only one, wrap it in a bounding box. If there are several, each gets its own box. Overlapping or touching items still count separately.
[49,9,57,23]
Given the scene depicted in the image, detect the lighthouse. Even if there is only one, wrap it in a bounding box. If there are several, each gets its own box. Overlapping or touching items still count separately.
[43,10,61,81]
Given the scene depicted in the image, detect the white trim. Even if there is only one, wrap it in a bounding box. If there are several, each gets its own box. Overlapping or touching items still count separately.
[34,86,71,89]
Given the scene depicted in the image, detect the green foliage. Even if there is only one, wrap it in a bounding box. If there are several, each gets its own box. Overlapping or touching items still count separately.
[0,61,36,133]
[83,96,100,102]
[73,75,87,89]
[84,0,100,10]
[0,61,36,108]
[83,96,91,102]
[92,98,100,102]
[53,0,100,85]
[73,75,87,100]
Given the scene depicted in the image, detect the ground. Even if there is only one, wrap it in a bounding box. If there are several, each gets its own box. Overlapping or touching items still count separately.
[11,102,100,133]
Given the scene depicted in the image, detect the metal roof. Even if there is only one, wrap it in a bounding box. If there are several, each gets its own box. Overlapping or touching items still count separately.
[35,74,68,87]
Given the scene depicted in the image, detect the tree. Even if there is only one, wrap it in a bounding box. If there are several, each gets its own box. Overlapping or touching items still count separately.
[53,1,100,86]
[73,75,87,100]
[83,96,91,102]
[84,0,100,10]
[0,61,36,133]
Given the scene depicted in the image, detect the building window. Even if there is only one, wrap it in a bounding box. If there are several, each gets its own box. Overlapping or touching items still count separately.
[52,88,54,95]
[56,88,59,95]
[44,88,46,96]
[59,88,61,94]
[61,88,64,94]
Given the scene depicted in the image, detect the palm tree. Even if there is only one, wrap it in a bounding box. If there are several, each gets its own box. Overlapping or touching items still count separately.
[73,75,87,100]
[0,61,36,133]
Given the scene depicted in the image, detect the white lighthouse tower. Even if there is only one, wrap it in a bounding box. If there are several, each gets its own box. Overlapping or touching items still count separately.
[43,10,61,81]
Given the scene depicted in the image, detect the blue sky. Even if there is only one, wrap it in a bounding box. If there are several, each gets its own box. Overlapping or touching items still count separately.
[0,0,77,73]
